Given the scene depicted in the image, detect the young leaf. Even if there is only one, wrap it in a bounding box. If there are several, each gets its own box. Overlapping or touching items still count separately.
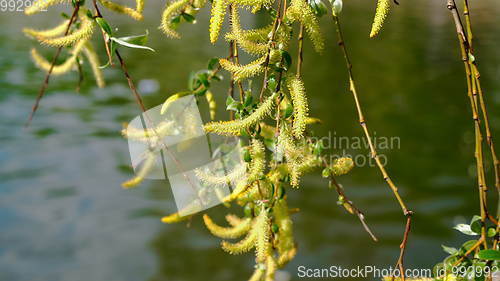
[95,17,113,36]
[208,58,219,70]
[454,224,479,236]
[470,215,482,234]
[477,249,500,261]
[442,245,458,255]
[110,34,155,52]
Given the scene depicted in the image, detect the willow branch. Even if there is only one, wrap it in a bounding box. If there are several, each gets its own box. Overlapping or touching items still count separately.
[296,24,304,77]
[26,4,81,126]
[332,15,413,280]
[446,0,494,248]
[329,177,378,242]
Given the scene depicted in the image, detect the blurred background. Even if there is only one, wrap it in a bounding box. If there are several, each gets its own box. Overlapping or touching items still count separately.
[1,0,500,280]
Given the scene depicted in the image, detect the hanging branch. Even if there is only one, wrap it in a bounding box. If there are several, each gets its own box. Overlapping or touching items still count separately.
[26,3,81,126]
[329,176,378,242]
[332,14,413,280]
[446,0,498,249]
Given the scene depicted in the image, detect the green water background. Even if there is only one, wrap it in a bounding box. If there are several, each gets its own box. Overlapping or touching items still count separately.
[1,0,500,280]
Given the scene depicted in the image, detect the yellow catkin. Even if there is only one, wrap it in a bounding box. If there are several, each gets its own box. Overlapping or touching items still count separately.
[229,7,268,55]
[370,0,390,38]
[209,0,228,43]
[161,212,191,223]
[225,214,244,226]
[23,20,70,38]
[36,12,94,47]
[289,155,321,187]
[98,0,144,20]
[160,0,191,38]
[248,267,265,281]
[83,42,105,88]
[229,0,273,9]
[248,139,265,182]
[287,75,309,139]
[274,199,297,266]
[331,157,354,176]
[287,0,324,52]
[204,93,276,135]
[206,90,217,120]
[222,140,265,203]
[219,56,265,81]
[203,214,252,239]
[277,124,301,163]
[122,153,156,188]
[221,228,256,254]
[25,0,70,15]
[226,24,272,43]
[30,39,86,75]
[195,163,247,187]
[30,48,76,75]
[122,121,175,143]
[254,208,270,263]
[136,0,145,13]
[265,255,277,281]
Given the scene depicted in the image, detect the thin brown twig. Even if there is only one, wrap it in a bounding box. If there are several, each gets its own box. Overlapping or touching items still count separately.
[75,57,84,93]
[332,15,413,280]
[26,3,81,126]
[329,176,378,242]
[92,0,114,66]
[446,0,493,249]
[296,24,304,77]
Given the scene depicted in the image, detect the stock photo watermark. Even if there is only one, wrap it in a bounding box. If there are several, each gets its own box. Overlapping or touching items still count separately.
[297,265,499,279]
[311,130,401,168]
[0,0,49,12]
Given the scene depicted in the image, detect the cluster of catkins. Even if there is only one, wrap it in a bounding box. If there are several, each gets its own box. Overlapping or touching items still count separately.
[24,0,394,280]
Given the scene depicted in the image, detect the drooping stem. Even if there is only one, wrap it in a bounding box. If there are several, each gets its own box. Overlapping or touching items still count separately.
[296,24,304,77]
[446,0,497,249]
[462,0,500,195]
[332,16,410,216]
[328,176,378,242]
[26,3,81,126]
[332,15,413,280]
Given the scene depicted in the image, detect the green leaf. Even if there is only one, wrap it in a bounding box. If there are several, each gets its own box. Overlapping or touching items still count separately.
[454,224,479,236]
[470,215,482,234]
[442,245,458,255]
[487,227,497,238]
[95,17,113,36]
[85,10,93,19]
[281,51,292,70]
[181,13,196,23]
[322,168,330,178]
[115,31,149,47]
[477,250,500,261]
[207,58,219,70]
[331,0,343,16]
[283,104,293,119]
[61,12,70,19]
[243,149,251,162]
[461,240,478,252]
[309,0,327,17]
[226,96,239,111]
[244,93,253,107]
[110,32,155,52]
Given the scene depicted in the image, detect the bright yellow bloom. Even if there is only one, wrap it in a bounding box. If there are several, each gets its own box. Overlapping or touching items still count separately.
[204,93,276,135]
[99,0,144,21]
[160,0,191,38]
[370,0,391,38]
